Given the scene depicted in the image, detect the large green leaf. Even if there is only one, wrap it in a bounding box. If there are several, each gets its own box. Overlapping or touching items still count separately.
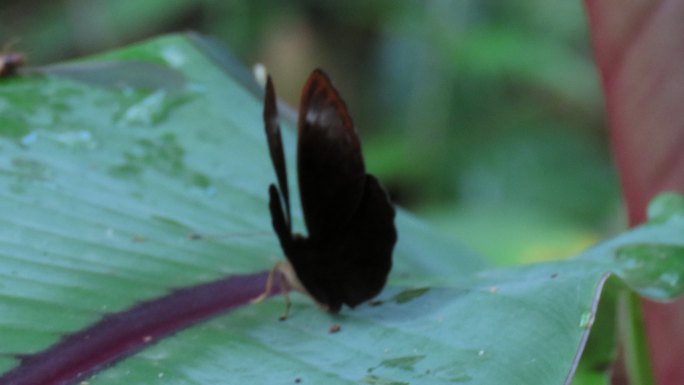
[1,34,683,385]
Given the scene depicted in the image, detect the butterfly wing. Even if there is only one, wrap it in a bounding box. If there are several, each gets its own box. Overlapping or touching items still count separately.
[292,174,396,312]
[264,69,396,313]
[292,70,397,311]
[297,69,366,242]
[334,174,396,307]
[263,76,291,233]
[263,76,295,255]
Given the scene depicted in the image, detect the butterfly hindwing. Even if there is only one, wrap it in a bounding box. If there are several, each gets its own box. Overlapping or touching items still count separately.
[295,174,396,311]
[336,174,396,307]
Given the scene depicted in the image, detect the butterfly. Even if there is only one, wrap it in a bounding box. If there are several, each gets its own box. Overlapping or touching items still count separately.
[257,69,397,319]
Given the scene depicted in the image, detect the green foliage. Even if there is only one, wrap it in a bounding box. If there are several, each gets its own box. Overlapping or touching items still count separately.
[0,35,681,385]
[0,2,619,250]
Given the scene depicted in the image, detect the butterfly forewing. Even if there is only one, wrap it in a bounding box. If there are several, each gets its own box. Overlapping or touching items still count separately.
[297,70,366,242]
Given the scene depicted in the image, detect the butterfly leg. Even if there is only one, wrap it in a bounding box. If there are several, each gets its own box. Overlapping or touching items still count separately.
[278,270,292,321]
[251,261,293,321]
[250,261,279,304]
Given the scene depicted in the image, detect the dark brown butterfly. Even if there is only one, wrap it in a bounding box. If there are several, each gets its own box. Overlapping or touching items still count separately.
[0,52,25,77]
[259,69,397,318]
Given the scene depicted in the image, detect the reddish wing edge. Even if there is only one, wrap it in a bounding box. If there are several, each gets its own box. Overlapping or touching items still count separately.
[298,69,356,138]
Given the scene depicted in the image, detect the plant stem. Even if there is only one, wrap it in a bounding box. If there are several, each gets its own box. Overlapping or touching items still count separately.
[620,291,655,385]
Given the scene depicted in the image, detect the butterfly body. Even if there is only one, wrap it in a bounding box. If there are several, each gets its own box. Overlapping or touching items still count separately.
[263,69,396,314]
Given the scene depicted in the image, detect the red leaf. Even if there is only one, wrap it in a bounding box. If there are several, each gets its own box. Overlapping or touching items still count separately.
[586,0,684,225]
[585,1,684,384]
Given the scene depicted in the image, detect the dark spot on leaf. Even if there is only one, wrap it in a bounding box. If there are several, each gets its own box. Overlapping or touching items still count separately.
[550,273,558,279]
[191,172,212,189]
[361,375,409,385]
[329,324,341,334]
[108,162,142,178]
[10,157,48,179]
[380,355,425,371]
[150,216,193,234]
[393,288,430,304]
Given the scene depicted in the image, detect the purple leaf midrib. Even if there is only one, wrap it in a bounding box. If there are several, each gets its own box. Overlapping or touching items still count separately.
[0,271,279,385]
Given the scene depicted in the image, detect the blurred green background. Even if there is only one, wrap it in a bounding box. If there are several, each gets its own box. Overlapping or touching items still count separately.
[0,0,623,265]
